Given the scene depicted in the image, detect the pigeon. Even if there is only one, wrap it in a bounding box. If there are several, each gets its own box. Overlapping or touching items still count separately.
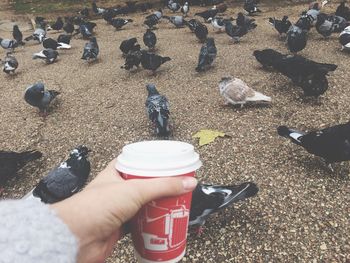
[77,22,96,39]
[78,7,90,18]
[47,17,64,31]
[195,9,219,22]
[0,38,18,51]
[120,37,140,56]
[143,29,157,50]
[33,49,59,64]
[277,122,350,171]
[24,28,46,43]
[336,1,350,21]
[194,22,208,42]
[145,84,171,137]
[102,9,117,23]
[253,48,285,68]
[168,0,181,12]
[110,18,133,30]
[219,76,271,107]
[0,150,42,193]
[57,34,72,45]
[306,8,320,26]
[244,0,261,15]
[63,21,75,34]
[32,146,91,204]
[339,26,350,51]
[327,15,348,33]
[181,2,189,16]
[286,25,307,53]
[1,52,18,74]
[185,18,202,32]
[224,20,248,43]
[121,48,142,70]
[315,13,335,38]
[43,37,71,50]
[92,1,106,15]
[12,25,25,46]
[141,51,171,74]
[207,17,226,31]
[195,37,217,72]
[237,12,257,30]
[144,14,160,29]
[81,37,99,62]
[24,82,60,115]
[189,182,259,233]
[163,15,186,28]
[35,16,47,29]
[295,13,313,31]
[268,16,292,37]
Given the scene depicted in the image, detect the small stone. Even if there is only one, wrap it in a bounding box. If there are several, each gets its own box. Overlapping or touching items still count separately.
[320,243,327,250]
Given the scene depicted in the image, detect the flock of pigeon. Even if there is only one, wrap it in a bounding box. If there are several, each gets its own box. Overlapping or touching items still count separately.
[1,0,350,235]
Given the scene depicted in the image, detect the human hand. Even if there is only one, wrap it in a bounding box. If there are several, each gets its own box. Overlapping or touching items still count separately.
[51,158,198,263]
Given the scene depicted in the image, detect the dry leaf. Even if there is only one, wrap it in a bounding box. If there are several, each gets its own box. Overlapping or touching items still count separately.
[192,129,226,146]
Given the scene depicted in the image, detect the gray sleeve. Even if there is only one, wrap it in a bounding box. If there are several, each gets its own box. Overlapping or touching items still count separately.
[0,199,78,263]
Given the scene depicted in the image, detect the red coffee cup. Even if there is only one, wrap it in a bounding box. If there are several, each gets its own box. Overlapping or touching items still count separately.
[115,141,202,263]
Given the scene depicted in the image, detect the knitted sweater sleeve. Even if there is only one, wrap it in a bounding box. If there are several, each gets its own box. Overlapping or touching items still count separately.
[0,199,78,263]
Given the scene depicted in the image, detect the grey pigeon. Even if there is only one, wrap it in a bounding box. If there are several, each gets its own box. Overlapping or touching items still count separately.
[224,20,248,43]
[2,53,18,74]
[81,37,99,62]
[0,38,18,51]
[145,84,171,137]
[24,82,60,115]
[31,146,91,204]
[189,182,259,234]
[33,49,59,64]
[25,28,46,43]
[163,15,185,28]
[195,37,217,72]
[316,13,335,37]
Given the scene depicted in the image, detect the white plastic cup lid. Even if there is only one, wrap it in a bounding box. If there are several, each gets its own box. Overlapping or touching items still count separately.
[115,141,202,177]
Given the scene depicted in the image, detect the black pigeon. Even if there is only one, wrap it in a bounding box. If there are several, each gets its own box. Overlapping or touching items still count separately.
[295,12,312,31]
[140,51,171,74]
[102,9,117,23]
[79,7,89,18]
[268,16,292,37]
[145,84,171,137]
[63,21,74,34]
[195,37,217,72]
[144,15,160,29]
[195,9,219,21]
[224,20,248,43]
[244,0,261,15]
[121,48,142,70]
[24,82,60,115]
[236,12,257,30]
[194,22,208,42]
[81,37,99,62]
[57,34,72,45]
[253,49,285,68]
[24,28,46,43]
[48,17,64,31]
[327,15,348,33]
[336,1,350,21]
[0,150,42,192]
[33,49,59,64]
[185,18,201,32]
[77,22,96,39]
[339,26,350,51]
[2,52,18,74]
[35,16,47,29]
[189,182,259,232]
[12,25,25,46]
[143,29,157,50]
[43,37,71,50]
[120,37,139,56]
[286,25,307,53]
[110,18,133,30]
[277,122,350,171]
[32,146,90,204]
[92,1,106,15]
[0,38,18,51]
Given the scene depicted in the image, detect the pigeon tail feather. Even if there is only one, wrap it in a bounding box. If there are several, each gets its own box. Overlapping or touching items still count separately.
[246,91,271,103]
[277,126,304,145]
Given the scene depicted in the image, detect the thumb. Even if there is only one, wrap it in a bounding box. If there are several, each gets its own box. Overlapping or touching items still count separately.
[127,176,198,207]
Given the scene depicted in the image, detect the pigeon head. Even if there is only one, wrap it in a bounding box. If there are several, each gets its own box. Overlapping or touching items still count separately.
[277,126,290,137]
[219,76,232,92]
[13,25,19,31]
[70,146,90,158]
[30,82,45,93]
[146,84,159,96]
[206,37,215,46]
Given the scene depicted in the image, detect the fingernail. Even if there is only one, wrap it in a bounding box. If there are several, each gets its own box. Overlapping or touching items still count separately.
[182,177,198,191]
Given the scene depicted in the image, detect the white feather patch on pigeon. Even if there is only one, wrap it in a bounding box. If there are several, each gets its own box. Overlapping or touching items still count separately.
[289,132,303,141]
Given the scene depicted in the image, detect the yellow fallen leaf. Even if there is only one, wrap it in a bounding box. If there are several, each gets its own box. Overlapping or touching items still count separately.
[192,129,226,146]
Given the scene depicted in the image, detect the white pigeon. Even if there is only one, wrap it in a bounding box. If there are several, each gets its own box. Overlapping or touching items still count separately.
[339,26,350,51]
[208,17,226,31]
[219,76,271,107]
[181,2,189,17]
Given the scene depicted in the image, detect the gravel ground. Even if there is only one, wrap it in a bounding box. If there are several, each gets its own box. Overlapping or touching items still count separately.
[1,1,350,262]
